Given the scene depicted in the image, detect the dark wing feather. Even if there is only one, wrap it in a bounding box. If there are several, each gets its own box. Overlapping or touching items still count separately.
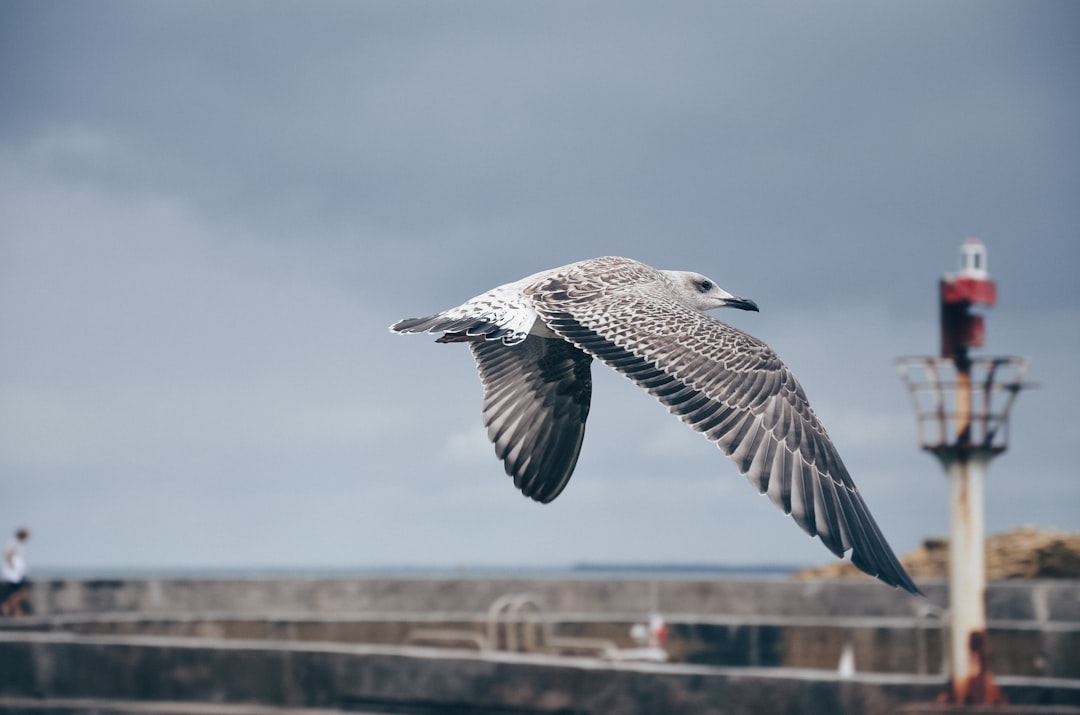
[530,280,919,594]
[470,335,593,503]
[391,314,522,344]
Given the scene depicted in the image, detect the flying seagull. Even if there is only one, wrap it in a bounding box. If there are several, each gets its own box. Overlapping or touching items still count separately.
[391,256,919,594]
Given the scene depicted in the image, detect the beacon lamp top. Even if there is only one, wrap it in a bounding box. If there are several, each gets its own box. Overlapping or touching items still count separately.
[942,238,996,306]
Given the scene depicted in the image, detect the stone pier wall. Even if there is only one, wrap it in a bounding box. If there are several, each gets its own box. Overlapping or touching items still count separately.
[24,576,1080,622]
[2,577,1077,715]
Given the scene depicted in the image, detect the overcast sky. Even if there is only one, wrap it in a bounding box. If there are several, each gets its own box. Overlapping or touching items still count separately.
[1,1,1077,575]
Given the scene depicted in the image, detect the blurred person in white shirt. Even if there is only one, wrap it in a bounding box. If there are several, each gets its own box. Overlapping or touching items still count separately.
[1,528,31,618]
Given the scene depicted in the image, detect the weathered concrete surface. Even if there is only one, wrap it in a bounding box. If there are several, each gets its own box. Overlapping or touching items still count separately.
[6,578,1076,714]
[25,577,1080,622]
[5,631,1076,715]
[5,612,1078,678]
[670,616,1080,678]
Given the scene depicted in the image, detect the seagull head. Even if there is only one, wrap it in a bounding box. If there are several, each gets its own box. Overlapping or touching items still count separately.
[663,270,760,313]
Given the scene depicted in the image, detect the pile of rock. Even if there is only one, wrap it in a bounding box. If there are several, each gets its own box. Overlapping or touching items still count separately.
[794,526,1080,581]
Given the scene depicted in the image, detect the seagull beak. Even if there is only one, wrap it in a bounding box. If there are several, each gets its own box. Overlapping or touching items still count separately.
[719,292,759,312]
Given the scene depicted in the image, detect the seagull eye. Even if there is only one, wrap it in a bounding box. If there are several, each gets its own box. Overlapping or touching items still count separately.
[698,279,713,292]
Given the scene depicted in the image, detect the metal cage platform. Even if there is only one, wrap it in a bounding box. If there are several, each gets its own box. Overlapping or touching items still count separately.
[895,356,1030,459]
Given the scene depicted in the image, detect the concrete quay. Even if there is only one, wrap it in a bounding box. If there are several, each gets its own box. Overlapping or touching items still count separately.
[21,576,1080,621]
[3,630,1078,715]
[6,609,1079,678]
[1,577,1077,714]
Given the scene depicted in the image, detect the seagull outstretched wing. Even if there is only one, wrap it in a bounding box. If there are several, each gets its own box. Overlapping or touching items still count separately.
[527,269,918,593]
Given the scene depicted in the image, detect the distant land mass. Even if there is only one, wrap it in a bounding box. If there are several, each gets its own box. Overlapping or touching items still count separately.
[33,563,808,579]
[571,563,801,576]
[795,526,1080,581]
